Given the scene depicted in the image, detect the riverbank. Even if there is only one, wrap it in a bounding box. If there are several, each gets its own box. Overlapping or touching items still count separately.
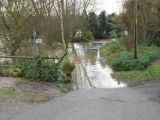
[100,41,160,86]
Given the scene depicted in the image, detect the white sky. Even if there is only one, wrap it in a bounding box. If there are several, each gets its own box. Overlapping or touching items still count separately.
[96,0,124,14]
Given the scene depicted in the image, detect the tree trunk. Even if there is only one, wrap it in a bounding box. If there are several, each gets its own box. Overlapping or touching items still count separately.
[10,50,16,64]
[60,0,67,50]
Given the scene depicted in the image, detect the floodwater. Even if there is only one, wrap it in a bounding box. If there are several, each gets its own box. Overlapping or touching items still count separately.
[0,40,126,90]
[68,40,126,90]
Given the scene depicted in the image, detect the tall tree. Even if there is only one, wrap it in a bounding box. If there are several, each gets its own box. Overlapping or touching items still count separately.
[88,12,99,38]
[0,0,37,55]
[120,0,160,46]
[98,11,107,38]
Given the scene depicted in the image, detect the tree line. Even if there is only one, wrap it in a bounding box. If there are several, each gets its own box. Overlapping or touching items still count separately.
[0,0,97,55]
[85,11,121,39]
[118,0,160,48]
[1,0,159,57]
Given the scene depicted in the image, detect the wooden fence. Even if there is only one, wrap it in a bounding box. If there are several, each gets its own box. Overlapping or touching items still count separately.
[0,51,68,68]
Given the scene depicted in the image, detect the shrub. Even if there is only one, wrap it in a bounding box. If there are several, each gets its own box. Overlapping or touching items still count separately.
[20,53,65,83]
[62,61,75,83]
[62,61,75,76]
[100,42,160,71]
[109,30,117,38]
[100,42,124,56]
[111,52,151,71]
[84,31,94,42]
[139,45,160,61]
[111,51,132,71]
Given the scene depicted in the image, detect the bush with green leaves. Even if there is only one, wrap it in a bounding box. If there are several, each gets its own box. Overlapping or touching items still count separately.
[61,61,75,83]
[100,42,125,64]
[111,52,151,71]
[109,30,117,38]
[100,42,124,56]
[139,45,160,61]
[84,31,94,42]
[100,42,160,71]
[62,61,75,76]
[20,53,65,83]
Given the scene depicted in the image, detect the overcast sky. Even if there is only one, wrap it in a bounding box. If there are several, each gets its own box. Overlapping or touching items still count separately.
[96,0,123,14]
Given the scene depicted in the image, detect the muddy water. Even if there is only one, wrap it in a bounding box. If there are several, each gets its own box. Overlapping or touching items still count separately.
[0,40,126,90]
[68,40,126,90]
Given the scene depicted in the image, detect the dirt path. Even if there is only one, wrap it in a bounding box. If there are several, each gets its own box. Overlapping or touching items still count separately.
[0,77,17,88]
[11,80,160,120]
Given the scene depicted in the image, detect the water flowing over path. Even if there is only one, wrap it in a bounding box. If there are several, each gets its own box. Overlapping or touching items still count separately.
[69,40,126,89]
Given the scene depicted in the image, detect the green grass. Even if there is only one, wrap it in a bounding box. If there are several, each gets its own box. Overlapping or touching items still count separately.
[100,41,125,64]
[0,87,15,102]
[0,87,50,103]
[100,42,160,70]
[112,64,160,87]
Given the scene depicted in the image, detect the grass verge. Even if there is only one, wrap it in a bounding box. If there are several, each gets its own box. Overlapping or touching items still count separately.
[112,64,160,87]
[0,87,50,103]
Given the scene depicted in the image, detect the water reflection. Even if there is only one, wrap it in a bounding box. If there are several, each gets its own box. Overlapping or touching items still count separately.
[69,41,126,90]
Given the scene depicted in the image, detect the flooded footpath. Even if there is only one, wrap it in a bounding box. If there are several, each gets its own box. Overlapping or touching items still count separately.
[68,40,126,90]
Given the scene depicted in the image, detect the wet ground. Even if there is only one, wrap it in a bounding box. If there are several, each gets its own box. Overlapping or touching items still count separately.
[69,40,126,89]
[1,40,160,120]
[11,80,160,120]
[0,77,62,96]
[0,77,62,120]
[1,40,125,90]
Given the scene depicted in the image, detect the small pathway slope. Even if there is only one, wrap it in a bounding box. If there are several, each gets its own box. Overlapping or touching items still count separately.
[12,81,160,120]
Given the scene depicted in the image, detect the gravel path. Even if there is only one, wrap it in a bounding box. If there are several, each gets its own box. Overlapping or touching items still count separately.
[11,80,160,120]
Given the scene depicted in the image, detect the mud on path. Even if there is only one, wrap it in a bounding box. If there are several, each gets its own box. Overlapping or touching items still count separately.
[0,77,62,120]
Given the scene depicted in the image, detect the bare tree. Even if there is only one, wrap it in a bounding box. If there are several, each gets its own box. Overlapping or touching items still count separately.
[0,0,37,55]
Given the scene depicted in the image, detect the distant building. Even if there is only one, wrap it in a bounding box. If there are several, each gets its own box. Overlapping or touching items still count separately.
[75,30,83,38]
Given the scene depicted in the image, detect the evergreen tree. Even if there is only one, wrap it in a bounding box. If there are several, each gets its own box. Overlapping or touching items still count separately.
[88,12,99,38]
[98,11,107,38]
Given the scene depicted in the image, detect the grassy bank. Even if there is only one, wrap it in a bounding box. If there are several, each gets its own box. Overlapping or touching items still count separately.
[113,64,160,87]
[100,41,160,86]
